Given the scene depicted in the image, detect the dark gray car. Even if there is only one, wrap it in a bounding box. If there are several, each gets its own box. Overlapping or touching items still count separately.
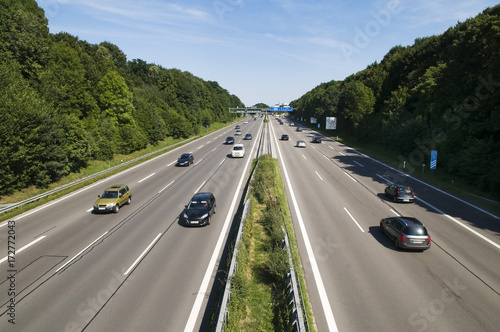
[380,217,431,250]
[384,184,415,203]
[181,192,216,226]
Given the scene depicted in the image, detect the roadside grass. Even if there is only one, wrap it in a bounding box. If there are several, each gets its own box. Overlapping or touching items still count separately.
[0,120,238,222]
[225,155,316,332]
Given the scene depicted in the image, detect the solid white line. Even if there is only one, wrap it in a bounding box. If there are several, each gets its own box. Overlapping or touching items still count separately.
[315,171,324,181]
[124,233,162,275]
[417,197,500,251]
[138,173,155,183]
[183,123,258,332]
[272,123,339,331]
[195,181,206,193]
[344,207,365,232]
[159,181,175,194]
[56,232,108,272]
[353,160,364,167]
[0,236,46,264]
[356,151,499,219]
[344,171,357,182]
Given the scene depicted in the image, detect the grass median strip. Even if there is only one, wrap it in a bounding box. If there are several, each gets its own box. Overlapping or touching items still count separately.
[225,155,315,331]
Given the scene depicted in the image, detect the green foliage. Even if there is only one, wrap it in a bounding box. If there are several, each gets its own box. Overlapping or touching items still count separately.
[292,5,500,193]
[0,0,244,193]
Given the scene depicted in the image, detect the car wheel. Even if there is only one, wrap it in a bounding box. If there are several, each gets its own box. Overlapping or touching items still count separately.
[127,197,131,205]
[394,238,399,249]
[393,197,398,203]
[113,204,120,213]
[379,223,384,234]
[213,205,217,214]
[207,216,211,225]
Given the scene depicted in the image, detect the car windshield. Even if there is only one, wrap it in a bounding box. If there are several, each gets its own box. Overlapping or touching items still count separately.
[234,146,243,150]
[405,227,428,236]
[401,187,412,194]
[188,200,208,210]
[101,191,118,199]
[180,154,190,159]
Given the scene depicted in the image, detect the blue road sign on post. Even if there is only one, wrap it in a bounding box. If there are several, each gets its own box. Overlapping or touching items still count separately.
[430,150,438,169]
[270,106,293,112]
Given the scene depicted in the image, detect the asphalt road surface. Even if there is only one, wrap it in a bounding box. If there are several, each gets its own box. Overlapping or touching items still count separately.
[270,116,500,332]
[0,116,261,331]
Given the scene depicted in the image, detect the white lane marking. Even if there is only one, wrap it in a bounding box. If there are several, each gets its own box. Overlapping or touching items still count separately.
[212,147,218,152]
[195,158,203,165]
[353,160,364,167]
[359,152,499,219]
[167,160,177,166]
[56,232,108,272]
[271,125,339,332]
[417,197,500,251]
[0,236,46,264]
[219,159,225,166]
[159,181,175,194]
[344,207,365,233]
[329,146,334,150]
[376,174,390,183]
[195,181,206,193]
[390,209,400,216]
[138,173,155,183]
[344,171,357,182]
[323,155,330,161]
[315,171,324,181]
[339,151,345,156]
[197,145,204,149]
[124,233,162,275]
[184,123,258,332]
[302,154,307,160]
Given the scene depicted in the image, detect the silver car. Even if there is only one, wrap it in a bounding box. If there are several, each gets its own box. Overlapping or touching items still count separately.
[380,217,431,250]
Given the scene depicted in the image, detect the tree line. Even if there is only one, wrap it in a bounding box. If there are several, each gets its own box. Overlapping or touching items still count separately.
[0,0,243,195]
[291,5,500,193]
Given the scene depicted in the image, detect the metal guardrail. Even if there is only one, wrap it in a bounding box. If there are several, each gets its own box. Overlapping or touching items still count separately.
[214,121,307,331]
[0,137,197,216]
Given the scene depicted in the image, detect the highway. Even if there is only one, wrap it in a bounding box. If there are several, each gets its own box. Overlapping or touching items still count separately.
[0,116,262,331]
[2,113,499,332]
[270,116,500,331]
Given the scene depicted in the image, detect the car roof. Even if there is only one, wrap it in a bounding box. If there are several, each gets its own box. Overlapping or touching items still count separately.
[233,143,244,147]
[396,216,424,227]
[192,192,213,200]
[107,184,126,190]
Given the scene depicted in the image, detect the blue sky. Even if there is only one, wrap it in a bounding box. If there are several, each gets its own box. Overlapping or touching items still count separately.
[35,0,497,107]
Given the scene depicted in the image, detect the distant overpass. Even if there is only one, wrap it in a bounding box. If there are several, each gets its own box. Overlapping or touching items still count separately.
[229,106,293,114]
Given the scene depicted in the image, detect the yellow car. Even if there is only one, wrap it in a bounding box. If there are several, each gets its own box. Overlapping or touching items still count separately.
[93,184,131,213]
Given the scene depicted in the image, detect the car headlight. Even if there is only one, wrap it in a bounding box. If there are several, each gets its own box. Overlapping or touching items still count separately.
[93,204,98,208]
[107,203,114,208]
[183,213,189,219]
[201,213,209,219]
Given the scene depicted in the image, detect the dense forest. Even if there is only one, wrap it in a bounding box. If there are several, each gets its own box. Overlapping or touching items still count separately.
[291,5,500,193]
[0,0,243,195]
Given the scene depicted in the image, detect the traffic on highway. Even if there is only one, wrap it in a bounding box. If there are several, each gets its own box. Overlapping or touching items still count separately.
[1,114,499,332]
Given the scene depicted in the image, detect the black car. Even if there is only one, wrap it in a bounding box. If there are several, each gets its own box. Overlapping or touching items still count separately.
[235,125,240,129]
[380,216,431,250]
[181,192,216,226]
[176,153,194,166]
[281,134,289,140]
[312,135,322,143]
[384,184,415,203]
[244,133,252,140]
[225,136,235,144]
